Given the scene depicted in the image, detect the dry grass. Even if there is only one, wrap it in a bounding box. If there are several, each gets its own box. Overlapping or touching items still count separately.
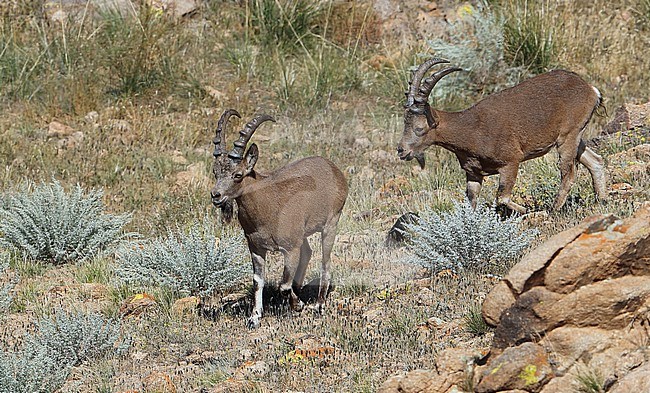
[0,0,649,391]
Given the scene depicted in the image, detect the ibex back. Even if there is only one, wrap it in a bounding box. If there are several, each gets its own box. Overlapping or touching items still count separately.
[210,110,348,328]
[398,58,607,213]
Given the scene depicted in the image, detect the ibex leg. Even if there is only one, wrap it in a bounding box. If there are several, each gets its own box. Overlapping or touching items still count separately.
[577,140,608,201]
[280,247,305,312]
[554,139,580,210]
[317,213,341,312]
[497,164,527,214]
[247,250,266,329]
[293,239,312,294]
[465,173,484,209]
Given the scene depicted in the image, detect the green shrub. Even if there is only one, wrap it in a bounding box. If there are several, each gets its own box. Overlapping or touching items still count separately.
[115,219,248,297]
[96,7,190,97]
[463,302,490,336]
[247,0,322,51]
[23,309,130,367]
[403,200,537,275]
[0,252,13,311]
[575,367,604,393]
[501,0,557,73]
[427,1,527,101]
[0,180,131,264]
[0,309,129,393]
[0,348,69,393]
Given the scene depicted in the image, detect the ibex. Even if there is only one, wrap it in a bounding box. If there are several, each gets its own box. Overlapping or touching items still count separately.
[398,58,607,213]
[210,110,348,328]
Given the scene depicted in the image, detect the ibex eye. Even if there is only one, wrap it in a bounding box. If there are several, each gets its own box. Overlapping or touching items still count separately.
[414,127,426,136]
[233,173,243,180]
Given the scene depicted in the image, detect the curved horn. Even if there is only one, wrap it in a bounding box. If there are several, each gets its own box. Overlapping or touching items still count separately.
[405,58,463,114]
[415,66,463,106]
[213,109,241,157]
[228,114,276,160]
[404,58,450,109]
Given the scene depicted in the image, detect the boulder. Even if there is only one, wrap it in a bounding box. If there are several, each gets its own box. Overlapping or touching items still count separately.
[540,326,620,372]
[492,287,561,350]
[539,276,650,329]
[609,363,650,393]
[603,101,650,134]
[378,369,455,393]
[475,342,553,393]
[544,208,650,293]
[384,206,650,392]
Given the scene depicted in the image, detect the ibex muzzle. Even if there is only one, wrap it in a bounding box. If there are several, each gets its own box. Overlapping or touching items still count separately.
[399,58,608,213]
[211,110,348,328]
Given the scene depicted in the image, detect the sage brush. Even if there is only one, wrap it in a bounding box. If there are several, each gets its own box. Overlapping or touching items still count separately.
[0,181,131,264]
[427,1,527,98]
[0,253,12,312]
[403,200,537,275]
[115,220,248,297]
[23,309,130,367]
[0,309,129,393]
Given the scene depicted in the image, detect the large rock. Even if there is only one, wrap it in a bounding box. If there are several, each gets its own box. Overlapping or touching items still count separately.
[482,214,607,326]
[544,210,650,293]
[383,205,650,392]
[603,101,650,134]
[492,287,561,350]
[609,363,650,393]
[475,342,553,393]
[378,369,455,393]
[539,276,650,330]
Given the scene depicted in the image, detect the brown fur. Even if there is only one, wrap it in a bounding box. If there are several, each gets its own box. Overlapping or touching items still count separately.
[211,115,348,328]
[398,66,608,213]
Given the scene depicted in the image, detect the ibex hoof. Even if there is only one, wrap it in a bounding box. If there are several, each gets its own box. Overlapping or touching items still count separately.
[291,300,305,312]
[308,303,325,315]
[246,315,261,329]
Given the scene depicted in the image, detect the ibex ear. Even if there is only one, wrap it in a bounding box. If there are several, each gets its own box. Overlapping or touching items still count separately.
[244,143,259,174]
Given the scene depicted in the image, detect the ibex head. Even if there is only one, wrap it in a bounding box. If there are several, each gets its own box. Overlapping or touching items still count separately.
[211,110,275,220]
[398,58,462,169]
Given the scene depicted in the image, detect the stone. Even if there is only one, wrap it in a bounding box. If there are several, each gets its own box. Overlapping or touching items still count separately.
[142,371,176,393]
[47,120,75,138]
[84,111,99,124]
[435,347,485,388]
[119,292,157,317]
[378,369,457,393]
[540,326,619,372]
[492,287,561,350]
[476,342,553,393]
[603,101,650,133]
[538,373,577,393]
[609,362,650,393]
[538,276,650,330]
[147,0,198,18]
[504,214,605,295]
[544,207,650,293]
[171,296,200,317]
[482,280,515,327]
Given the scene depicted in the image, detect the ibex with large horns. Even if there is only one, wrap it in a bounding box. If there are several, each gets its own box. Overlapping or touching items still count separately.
[398,58,607,213]
[210,110,348,328]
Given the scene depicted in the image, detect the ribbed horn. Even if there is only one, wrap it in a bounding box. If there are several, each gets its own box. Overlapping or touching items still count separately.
[228,114,276,160]
[213,109,241,157]
[404,58,450,109]
[414,66,463,106]
[405,58,463,114]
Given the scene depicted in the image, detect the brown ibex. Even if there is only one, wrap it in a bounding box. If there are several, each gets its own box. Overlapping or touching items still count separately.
[397,58,607,213]
[210,110,348,328]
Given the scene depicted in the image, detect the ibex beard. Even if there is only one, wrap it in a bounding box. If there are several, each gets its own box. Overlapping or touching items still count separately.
[211,110,348,329]
[398,58,608,214]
